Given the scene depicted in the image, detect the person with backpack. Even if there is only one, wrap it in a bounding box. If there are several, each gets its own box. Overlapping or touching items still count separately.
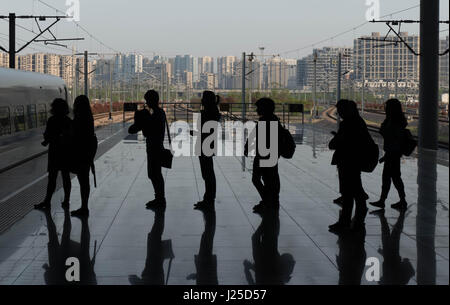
[193,91,221,211]
[70,95,97,217]
[35,99,72,210]
[370,99,409,211]
[328,99,372,233]
[246,98,283,213]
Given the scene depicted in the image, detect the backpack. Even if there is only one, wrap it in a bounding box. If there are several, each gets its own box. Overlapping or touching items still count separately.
[360,133,379,173]
[279,125,296,159]
[401,129,417,156]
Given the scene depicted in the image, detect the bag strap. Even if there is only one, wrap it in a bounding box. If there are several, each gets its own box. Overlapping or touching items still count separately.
[164,113,172,146]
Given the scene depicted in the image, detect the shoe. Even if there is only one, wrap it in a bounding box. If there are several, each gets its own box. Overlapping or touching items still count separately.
[71,208,89,217]
[34,202,50,210]
[194,200,215,211]
[328,221,350,234]
[333,196,344,205]
[369,199,386,209]
[391,199,407,211]
[146,198,166,209]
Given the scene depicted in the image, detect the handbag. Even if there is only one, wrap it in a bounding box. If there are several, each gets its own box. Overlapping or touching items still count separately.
[402,129,417,156]
[161,114,173,169]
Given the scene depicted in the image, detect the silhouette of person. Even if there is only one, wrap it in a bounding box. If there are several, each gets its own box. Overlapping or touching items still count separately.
[35,99,72,210]
[193,91,221,211]
[370,99,408,211]
[40,208,97,285]
[187,209,218,285]
[247,98,282,213]
[333,172,369,207]
[129,90,167,209]
[70,95,96,217]
[371,209,415,285]
[328,99,370,233]
[336,228,366,285]
[129,205,172,285]
[243,210,295,285]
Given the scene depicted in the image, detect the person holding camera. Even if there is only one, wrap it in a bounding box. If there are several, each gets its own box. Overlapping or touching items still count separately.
[129,90,167,209]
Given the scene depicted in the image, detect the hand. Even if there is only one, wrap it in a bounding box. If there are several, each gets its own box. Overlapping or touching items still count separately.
[128,124,139,134]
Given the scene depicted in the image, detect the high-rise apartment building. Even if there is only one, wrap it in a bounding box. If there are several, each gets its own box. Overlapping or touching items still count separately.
[174,55,194,83]
[217,56,238,89]
[353,32,419,82]
[297,47,352,91]
[198,73,216,90]
[18,54,33,72]
[198,56,214,74]
[0,52,9,68]
[113,53,143,81]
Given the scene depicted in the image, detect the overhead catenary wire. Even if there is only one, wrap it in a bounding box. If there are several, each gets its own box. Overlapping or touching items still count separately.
[36,0,119,53]
[280,4,421,56]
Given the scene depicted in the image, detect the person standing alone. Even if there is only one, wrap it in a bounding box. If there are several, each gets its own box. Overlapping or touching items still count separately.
[35,99,72,210]
[370,99,408,211]
[129,90,167,209]
[194,91,221,211]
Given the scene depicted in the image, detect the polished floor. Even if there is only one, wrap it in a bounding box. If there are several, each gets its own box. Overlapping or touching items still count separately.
[0,126,448,285]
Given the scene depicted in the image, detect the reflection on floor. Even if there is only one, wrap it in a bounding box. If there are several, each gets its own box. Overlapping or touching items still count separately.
[0,127,448,285]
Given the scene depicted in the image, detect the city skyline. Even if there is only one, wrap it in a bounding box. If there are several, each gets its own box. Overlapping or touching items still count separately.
[1,31,448,93]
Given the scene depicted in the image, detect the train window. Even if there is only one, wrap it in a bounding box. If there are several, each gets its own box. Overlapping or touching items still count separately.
[27,104,37,129]
[0,106,11,136]
[14,106,26,132]
[38,104,47,127]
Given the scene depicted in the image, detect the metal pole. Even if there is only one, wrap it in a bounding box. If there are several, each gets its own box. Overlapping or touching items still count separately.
[313,51,317,119]
[336,52,342,126]
[418,0,439,151]
[138,70,140,102]
[241,52,246,172]
[362,62,365,114]
[71,46,75,103]
[336,52,341,102]
[416,0,439,285]
[9,13,15,69]
[74,60,78,99]
[109,60,113,120]
[167,68,170,104]
[395,66,398,98]
[84,50,88,97]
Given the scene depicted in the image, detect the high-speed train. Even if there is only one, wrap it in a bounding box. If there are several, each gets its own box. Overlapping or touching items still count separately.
[0,67,70,138]
[0,67,71,171]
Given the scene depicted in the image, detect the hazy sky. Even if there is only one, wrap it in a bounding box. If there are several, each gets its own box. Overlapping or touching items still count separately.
[0,0,448,58]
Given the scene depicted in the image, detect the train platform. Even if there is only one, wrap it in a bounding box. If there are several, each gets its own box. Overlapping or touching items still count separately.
[0,124,448,285]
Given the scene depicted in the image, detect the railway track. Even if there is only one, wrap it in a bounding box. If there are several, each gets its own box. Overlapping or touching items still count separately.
[363,108,449,123]
[325,107,449,150]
